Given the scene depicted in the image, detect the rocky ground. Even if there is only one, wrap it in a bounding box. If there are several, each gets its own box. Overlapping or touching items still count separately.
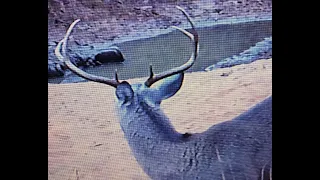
[48,0,272,78]
[48,0,272,44]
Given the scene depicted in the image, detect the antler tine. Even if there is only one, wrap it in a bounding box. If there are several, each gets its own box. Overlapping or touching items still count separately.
[144,6,199,87]
[55,19,120,88]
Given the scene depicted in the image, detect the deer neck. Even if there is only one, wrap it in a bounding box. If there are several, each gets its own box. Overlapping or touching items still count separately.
[118,101,182,142]
[117,101,187,176]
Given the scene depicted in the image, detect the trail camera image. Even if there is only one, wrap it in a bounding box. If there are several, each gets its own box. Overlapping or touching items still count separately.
[48,1,272,179]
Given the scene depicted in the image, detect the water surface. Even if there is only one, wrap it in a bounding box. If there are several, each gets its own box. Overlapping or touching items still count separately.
[48,20,272,84]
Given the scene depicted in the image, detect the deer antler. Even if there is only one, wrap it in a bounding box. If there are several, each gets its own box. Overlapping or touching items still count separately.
[55,19,120,88]
[144,6,199,87]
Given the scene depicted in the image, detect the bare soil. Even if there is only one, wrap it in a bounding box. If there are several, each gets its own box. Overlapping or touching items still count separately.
[48,59,272,180]
[48,0,272,46]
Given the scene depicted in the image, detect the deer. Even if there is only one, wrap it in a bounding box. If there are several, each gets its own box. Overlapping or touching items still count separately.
[54,6,272,180]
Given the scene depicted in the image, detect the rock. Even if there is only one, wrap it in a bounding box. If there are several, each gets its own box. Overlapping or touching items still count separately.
[206,36,272,70]
[151,9,159,15]
[74,39,89,46]
[214,8,223,14]
[94,46,125,63]
[205,65,216,72]
[220,71,232,76]
[68,52,86,66]
[55,63,64,72]
[48,41,57,46]
[140,6,153,11]
[48,63,65,78]
[48,45,126,79]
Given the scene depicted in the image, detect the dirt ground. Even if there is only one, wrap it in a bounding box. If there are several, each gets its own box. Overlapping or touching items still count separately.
[48,58,272,180]
[48,0,272,46]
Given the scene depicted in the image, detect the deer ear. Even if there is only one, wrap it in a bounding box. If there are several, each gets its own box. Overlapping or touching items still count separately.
[152,73,184,100]
[115,81,134,105]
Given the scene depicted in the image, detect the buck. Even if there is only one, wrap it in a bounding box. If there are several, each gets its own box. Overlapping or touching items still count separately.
[55,6,272,180]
